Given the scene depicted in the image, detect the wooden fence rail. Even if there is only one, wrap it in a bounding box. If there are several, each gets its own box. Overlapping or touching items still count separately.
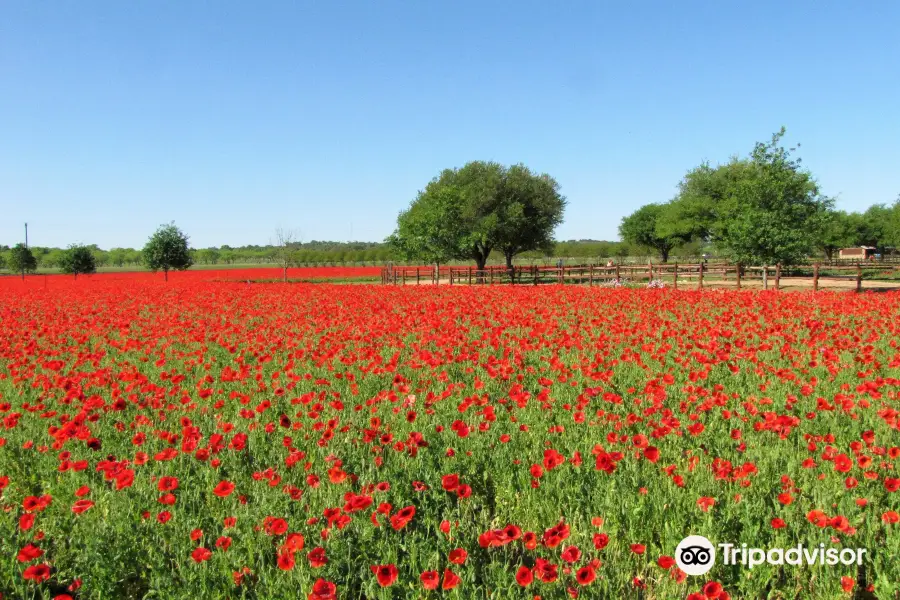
[382,262,900,292]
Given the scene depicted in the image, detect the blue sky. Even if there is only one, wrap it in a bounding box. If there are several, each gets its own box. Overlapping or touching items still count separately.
[2,1,898,249]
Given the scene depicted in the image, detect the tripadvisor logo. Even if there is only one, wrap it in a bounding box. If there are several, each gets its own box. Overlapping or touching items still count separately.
[675,535,868,576]
[676,535,716,576]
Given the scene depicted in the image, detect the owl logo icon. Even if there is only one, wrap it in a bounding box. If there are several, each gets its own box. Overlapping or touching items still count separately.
[675,535,716,576]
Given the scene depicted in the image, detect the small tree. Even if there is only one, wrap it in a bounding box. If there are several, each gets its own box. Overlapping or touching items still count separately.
[142,223,193,281]
[59,244,97,278]
[619,203,692,262]
[9,244,38,280]
[273,228,301,282]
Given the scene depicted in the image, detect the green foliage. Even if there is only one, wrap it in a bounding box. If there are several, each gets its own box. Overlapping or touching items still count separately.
[671,128,831,266]
[851,204,895,251]
[59,244,98,278]
[815,210,859,259]
[619,203,692,262]
[493,164,566,267]
[142,223,193,280]
[389,161,565,269]
[8,244,37,275]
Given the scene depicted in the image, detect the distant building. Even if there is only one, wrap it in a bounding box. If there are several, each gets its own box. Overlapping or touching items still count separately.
[838,246,876,259]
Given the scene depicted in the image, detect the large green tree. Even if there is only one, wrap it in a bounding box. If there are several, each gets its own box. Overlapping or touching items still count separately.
[493,164,566,269]
[388,161,565,270]
[59,244,97,278]
[142,223,193,281]
[669,128,831,266]
[619,203,692,262]
[8,244,37,279]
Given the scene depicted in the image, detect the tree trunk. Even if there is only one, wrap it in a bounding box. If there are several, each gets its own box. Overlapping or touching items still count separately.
[164,269,169,282]
[660,248,669,263]
[283,265,287,282]
[505,251,516,281]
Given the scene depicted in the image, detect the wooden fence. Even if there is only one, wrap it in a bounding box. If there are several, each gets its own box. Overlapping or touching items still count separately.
[381,262,900,292]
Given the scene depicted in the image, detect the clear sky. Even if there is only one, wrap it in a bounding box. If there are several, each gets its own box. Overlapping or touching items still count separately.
[2,1,898,249]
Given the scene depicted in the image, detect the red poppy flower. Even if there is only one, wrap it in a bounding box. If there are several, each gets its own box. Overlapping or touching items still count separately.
[191,547,212,563]
[307,579,337,600]
[703,581,723,598]
[278,551,295,571]
[371,563,398,587]
[308,547,328,568]
[23,563,51,583]
[157,476,179,491]
[441,568,461,590]
[515,565,534,587]
[17,544,43,563]
[390,506,415,530]
[213,480,235,497]
[449,548,468,564]
[421,570,439,590]
[840,576,854,593]
[534,558,558,583]
[575,565,596,586]
[441,474,460,492]
[561,545,582,563]
[71,499,94,514]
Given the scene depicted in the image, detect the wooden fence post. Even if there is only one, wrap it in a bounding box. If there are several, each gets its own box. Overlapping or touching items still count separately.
[775,264,781,291]
[533,265,538,286]
[589,265,594,287]
[490,269,494,285]
[615,264,620,282]
[673,262,678,289]
[813,264,819,291]
[762,265,768,290]
[736,264,741,289]
[698,263,704,290]
[649,261,653,282]
[468,267,472,285]
[416,268,420,285]
[856,263,862,293]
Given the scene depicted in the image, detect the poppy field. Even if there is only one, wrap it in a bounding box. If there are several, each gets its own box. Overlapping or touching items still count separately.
[1,280,899,599]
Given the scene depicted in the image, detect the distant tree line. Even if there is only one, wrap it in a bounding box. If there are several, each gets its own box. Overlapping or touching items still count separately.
[1,236,669,275]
